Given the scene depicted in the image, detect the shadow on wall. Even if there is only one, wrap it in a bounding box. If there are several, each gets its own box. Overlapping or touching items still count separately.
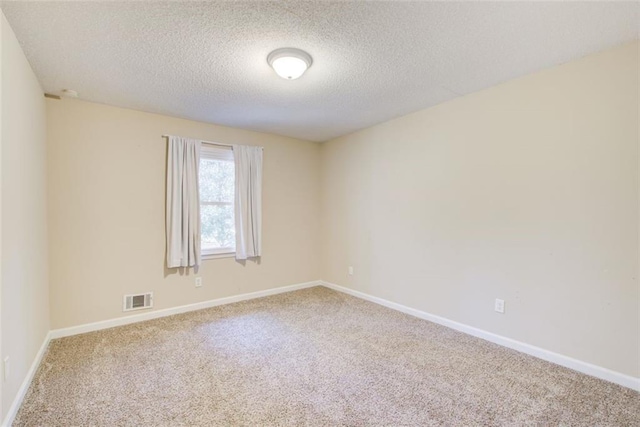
[163,257,261,278]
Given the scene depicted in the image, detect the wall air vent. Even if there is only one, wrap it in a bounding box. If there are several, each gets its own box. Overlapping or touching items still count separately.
[123,292,153,312]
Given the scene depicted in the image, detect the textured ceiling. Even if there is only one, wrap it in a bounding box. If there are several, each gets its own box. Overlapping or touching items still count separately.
[2,1,638,142]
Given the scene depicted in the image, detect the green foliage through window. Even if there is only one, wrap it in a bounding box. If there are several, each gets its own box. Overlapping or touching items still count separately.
[200,157,235,251]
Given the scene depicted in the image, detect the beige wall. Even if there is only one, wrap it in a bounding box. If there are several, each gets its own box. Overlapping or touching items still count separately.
[28,37,640,385]
[47,99,321,329]
[321,42,639,377]
[0,12,50,418]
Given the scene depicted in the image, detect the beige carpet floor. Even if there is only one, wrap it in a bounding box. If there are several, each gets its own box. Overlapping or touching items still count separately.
[14,286,639,426]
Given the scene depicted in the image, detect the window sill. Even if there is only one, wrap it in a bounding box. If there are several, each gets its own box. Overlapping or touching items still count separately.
[202,252,235,260]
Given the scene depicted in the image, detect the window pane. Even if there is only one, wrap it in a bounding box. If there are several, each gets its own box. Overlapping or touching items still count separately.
[201,204,235,250]
[200,158,234,202]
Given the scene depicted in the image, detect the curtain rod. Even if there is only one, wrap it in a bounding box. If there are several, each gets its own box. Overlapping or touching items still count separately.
[162,135,263,150]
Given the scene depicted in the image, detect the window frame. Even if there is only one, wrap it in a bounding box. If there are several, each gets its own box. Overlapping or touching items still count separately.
[199,145,235,259]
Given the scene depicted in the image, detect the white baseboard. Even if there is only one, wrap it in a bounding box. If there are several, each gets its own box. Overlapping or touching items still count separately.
[320,281,640,392]
[7,278,636,427]
[4,280,320,426]
[50,280,321,339]
[2,331,52,427]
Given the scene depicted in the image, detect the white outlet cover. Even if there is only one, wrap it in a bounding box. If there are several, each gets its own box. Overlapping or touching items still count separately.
[495,299,505,314]
[195,277,202,288]
[348,266,354,276]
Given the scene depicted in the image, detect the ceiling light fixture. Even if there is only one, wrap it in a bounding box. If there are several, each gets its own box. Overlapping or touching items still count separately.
[267,48,313,80]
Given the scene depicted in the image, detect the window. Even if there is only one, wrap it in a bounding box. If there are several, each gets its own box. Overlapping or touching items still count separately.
[199,145,235,257]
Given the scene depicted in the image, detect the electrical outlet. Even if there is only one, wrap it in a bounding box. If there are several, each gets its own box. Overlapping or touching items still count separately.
[348,266,354,276]
[195,277,202,288]
[3,357,9,381]
[494,299,505,314]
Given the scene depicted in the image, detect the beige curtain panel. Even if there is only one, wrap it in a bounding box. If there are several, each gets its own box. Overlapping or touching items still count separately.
[166,136,201,268]
[233,144,263,260]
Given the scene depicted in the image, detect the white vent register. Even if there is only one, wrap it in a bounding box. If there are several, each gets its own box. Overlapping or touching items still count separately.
[123,292,153,312]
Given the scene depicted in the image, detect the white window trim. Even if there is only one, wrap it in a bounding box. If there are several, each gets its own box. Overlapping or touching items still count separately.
[202,251,235,260]
[200,144,236,260]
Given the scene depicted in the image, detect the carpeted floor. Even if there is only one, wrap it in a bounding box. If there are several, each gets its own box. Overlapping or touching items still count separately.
[14,287,639,426]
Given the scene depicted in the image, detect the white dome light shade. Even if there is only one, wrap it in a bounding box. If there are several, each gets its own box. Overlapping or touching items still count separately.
[272,56,308,80]
[267,48,312,80]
